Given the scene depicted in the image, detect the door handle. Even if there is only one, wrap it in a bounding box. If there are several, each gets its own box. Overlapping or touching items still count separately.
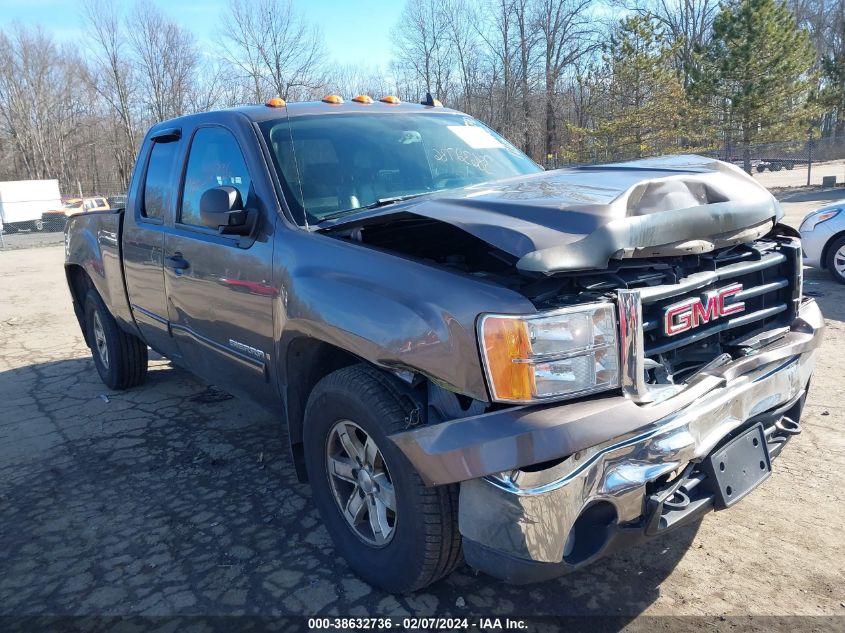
[165,253,190,271]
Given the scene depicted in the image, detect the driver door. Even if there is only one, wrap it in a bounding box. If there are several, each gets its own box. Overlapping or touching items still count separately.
[163,124,276,403]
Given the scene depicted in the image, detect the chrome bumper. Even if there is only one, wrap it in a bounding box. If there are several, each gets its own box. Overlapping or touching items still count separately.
[457,298,822,572]
[390,299,823,576]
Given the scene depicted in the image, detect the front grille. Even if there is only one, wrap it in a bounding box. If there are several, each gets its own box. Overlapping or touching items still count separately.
[640,241,800,359]
[617,237,802,402]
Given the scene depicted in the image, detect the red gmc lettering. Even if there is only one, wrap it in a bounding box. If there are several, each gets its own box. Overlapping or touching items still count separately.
[663,283,745,336]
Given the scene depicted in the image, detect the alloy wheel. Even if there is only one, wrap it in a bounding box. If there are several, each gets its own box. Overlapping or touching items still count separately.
[92,311,109,369]
[325,419,397,546]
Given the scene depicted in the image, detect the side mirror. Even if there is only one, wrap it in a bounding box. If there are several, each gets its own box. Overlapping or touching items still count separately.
[199,186,257,236]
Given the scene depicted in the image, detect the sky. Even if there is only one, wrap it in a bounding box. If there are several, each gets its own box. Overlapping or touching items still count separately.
[0,0,404,70]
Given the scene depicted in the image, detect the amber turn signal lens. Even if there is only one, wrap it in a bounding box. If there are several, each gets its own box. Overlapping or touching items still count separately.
[379,95,401,104]
[352,95,373,104]
[479,316,534,402]
[265,97,286,107]
[322,94,344,104]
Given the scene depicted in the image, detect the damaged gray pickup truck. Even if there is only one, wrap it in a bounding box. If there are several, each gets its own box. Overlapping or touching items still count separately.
[64,96,823,592]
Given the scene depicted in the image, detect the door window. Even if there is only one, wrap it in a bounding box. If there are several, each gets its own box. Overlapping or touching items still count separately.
[180,127,252,228]
[143,140,181,220]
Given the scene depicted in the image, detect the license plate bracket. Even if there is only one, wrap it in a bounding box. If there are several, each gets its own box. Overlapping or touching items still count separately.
[703,423,771,509]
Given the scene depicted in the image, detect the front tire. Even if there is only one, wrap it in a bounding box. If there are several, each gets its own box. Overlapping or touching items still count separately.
[303,365,462,593]
[825,235,845,285]
[84,289,148,389]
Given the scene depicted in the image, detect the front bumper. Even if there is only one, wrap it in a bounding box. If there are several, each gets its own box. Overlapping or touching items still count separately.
[390,298,824,582]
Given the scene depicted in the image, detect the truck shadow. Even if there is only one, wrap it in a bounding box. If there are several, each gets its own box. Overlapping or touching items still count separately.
[0,354,701,621]
[803,268,845,322]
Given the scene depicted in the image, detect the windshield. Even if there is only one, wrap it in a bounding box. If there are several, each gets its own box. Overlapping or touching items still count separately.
[258,112,541,224]
[64,200,81,209]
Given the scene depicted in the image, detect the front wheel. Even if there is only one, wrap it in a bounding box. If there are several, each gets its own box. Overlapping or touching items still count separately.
[825,235,845,285]
[303,365,462,593]
[84,289,148,389]
[33,219,44,231]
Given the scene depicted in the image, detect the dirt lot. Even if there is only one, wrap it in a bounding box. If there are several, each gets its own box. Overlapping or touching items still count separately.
[0,193,843,621]
[755,158,845,190]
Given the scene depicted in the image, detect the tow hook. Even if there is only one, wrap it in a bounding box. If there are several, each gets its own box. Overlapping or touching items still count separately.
[775,416,802,436]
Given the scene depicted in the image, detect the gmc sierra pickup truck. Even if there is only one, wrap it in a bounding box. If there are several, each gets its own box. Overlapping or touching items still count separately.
[64,96,824,593]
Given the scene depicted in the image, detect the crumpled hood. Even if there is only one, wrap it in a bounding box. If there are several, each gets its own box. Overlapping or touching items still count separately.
[321,155,783,274]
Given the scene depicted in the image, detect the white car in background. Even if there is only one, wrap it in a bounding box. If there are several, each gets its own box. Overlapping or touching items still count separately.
[800,198,845,283]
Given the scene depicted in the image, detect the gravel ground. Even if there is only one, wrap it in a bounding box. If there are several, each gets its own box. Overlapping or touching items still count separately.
[754,159,845,190]
[0,193,843,620]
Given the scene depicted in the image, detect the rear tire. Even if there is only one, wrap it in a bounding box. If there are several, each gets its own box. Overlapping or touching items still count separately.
[303,365,462,593]
[84,289,148,389]
[824,235,845,285]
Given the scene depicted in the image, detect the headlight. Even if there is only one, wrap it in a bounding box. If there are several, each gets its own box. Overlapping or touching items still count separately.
[478,303,619,403]
[799,208,840,232]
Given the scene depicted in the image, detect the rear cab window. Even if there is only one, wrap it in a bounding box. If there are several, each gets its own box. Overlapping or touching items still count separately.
[142,139,181,221]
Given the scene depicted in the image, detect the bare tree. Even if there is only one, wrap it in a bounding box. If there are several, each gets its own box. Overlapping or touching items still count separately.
[0,27,87,181]
[220,0,326,102]
[476,0,520,137]
[513,0,539,156]
[127,1,199,122]
[536,0,596,159]
[394,0,454,101]
[445,0,482,115]
[82,0,138,189]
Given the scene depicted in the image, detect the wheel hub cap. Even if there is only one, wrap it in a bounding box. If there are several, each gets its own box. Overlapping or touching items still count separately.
[357,468,375,494]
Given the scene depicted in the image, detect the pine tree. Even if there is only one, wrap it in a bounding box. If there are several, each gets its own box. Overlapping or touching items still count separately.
[690,0,819,171]
[820,15,845,138]
[604,16,709,159]
[572,16,708,163]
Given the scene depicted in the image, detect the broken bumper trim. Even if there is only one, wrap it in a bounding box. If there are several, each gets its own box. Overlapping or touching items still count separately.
[389,299,824,487]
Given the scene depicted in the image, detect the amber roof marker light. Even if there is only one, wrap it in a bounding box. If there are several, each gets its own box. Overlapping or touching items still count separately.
[352,95,374,104]
[379,95,401,104]
[322,95,344,104]
[265,97,286,107]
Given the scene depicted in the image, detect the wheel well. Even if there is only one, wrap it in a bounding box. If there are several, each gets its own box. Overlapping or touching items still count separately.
[284,338,361,482]
[820,230,845,270]
[66,265,94,345]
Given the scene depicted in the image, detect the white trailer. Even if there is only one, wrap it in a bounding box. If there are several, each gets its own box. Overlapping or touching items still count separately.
[0,180,63,233]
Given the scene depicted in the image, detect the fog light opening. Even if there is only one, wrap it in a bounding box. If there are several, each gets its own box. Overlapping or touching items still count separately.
[563,501,618,565]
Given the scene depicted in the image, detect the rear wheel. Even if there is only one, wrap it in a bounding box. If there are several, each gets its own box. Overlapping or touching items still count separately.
[84,289,148,389]
[303,365,462,593]
[33,219,44,231]
[825,235,845,284]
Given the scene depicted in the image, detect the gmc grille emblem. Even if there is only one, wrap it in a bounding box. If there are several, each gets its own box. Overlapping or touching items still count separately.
[663,283,746,336]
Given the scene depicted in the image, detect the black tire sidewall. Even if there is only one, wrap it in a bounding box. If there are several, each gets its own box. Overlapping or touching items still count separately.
[84,290,120,389]
[303,379,433,592]
[825,236,845,284]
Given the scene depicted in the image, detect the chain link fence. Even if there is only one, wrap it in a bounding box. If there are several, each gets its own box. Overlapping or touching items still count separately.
[708,136,845,184]
[545,136,845,189]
